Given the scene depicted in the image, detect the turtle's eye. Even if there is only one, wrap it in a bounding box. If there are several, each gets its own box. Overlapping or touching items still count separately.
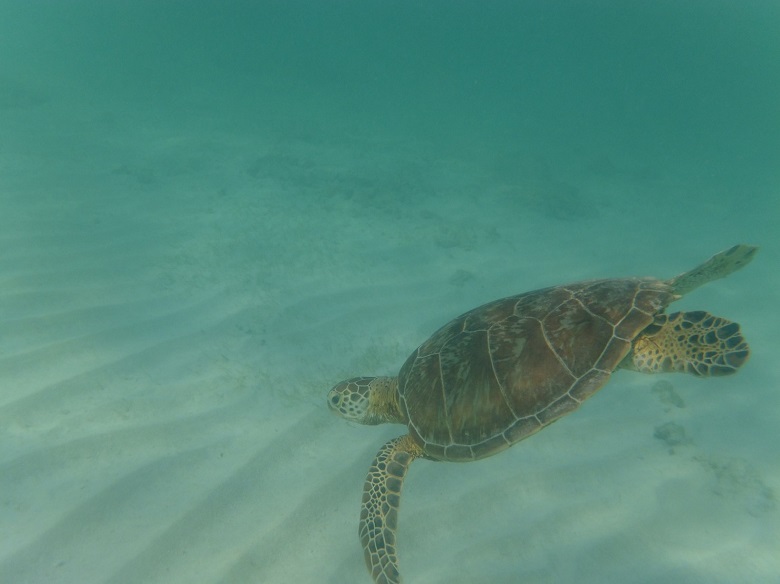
[329,393,341,406]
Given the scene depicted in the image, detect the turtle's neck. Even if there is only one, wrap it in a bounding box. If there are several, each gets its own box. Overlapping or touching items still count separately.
[368,376,404,425]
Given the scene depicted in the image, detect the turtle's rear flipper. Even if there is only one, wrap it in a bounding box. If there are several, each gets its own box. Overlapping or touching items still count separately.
[667,244,758,296]
[625,311,750,376]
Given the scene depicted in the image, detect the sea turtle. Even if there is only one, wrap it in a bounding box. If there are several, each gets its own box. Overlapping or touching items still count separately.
[327,244,757,584]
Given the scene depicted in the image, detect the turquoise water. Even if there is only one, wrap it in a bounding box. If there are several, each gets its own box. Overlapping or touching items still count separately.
[1,2,778,583]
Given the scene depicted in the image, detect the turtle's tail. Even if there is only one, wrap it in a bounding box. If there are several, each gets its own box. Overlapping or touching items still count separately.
[626,311,750,376]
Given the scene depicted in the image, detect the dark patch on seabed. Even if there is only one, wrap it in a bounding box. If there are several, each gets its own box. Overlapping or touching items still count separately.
[651,381,775,518]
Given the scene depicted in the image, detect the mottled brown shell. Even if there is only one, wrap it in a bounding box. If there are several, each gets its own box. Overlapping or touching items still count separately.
[397,278,676,462]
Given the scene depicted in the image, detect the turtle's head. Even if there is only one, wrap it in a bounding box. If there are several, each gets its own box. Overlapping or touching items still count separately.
[327,376,403,425]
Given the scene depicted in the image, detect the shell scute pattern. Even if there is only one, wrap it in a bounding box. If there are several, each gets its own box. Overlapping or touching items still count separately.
[512,285,572,318]
[398,278,676,461]
[568,369,611,401]
[398,353,445,443]
[415,318,464,357]
[542,297,613,377]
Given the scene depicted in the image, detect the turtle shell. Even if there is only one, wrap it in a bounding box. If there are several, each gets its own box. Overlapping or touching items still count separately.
[397,278,676,462]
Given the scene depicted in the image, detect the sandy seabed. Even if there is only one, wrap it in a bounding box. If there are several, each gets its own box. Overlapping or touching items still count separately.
[1,91,778,584]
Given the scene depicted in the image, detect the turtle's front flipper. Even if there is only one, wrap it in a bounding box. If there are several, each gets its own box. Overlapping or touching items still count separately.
[360,434,423,584]
[625,311,750,376]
